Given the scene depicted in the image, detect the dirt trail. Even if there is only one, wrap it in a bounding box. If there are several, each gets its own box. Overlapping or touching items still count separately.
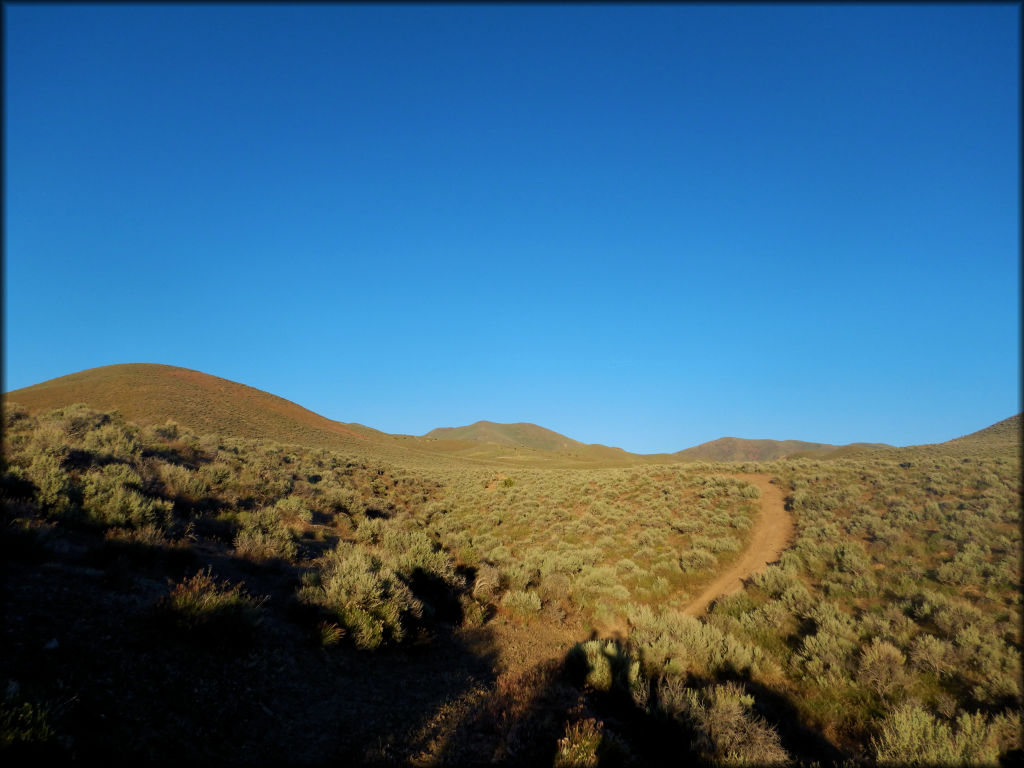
[682,473,793,617]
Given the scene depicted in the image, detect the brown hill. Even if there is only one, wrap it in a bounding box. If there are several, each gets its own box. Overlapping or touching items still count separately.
[673,437,835,462]
[674,436,895,462]
[3,363,374,450]
[426,421,580,452]
[946,413,1021,446]
[3,365,639,467]
[422,421,636,463]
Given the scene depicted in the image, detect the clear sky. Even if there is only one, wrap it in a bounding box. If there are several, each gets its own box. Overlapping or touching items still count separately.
[4,4,1020,453]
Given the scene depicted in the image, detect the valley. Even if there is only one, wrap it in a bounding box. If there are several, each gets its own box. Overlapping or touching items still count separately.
[1,364,1020,765]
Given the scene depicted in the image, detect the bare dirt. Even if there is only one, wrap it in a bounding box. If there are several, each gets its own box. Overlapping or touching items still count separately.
[682,473,794,617]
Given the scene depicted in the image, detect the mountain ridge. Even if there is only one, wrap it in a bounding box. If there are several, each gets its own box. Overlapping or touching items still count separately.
[4,363,1017,461]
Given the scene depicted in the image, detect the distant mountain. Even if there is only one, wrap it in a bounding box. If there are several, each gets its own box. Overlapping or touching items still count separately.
[422,421,633,462]
[673,437,833,462]
[7,363,1013,466]
[424,421,582,452]
[673,436,893,462]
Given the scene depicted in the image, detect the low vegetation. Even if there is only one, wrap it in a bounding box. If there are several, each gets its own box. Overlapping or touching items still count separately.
[2,398,1019,765]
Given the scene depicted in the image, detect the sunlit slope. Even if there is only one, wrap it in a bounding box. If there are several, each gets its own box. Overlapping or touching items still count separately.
[421,420,641,463]
[2,365,647,467]
[947,413,1021,446]
[674,436,827,461]
[4,364,376,451]
[425,421,587,451]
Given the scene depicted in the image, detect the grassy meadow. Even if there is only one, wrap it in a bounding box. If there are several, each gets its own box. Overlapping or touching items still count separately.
[1,369,1020,765]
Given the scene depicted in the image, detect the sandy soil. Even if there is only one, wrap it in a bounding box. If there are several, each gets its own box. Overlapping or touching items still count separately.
[682,473,794,617]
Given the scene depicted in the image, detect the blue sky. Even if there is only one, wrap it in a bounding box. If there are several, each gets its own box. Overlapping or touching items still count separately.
[4,4,1019,453]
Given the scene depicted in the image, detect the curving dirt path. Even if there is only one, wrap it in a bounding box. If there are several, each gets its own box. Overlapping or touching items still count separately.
[682,473,793,617]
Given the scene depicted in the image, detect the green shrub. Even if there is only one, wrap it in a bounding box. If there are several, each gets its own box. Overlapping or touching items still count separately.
[81,422,140,461]
[81,464,173,529]
[27,453,75,519]
[159,463,210,502]
[159,568,264,640]
[871,704,1002,765]
[317,620,345,647]
[500,589,541,620]
[566,639,639,694]
[676,681,789,766]
[553,718,603,768]
[379,527,463,589]
[909,634,955,678]
[233,507,297,561]
[297,542,422,650]
[679,548,717,573]
[857,638,906,699]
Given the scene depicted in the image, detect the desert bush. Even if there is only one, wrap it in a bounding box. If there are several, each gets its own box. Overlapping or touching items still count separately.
[472,563,502,602]
[553,718,603,768]
[857,638,907,699]
[749,565,801,598]
[317,620,345,647]
[500,589,541,620]
[537,572,572,607]
[158,462,210,502]
[41,403,111,439]
[0,695,56,749]
[692,535,742,554]
[909,634,955,678]
[273,495,313,524]
[233,507,297,561]
[676,681,789,766]
[81,464,173,528]
[26,453,76,519]
[627,604,762,681]
[871,704,1002,765]
[297,542,422,649]
[679,548,717,574]
[81,422,140,461]
[150,420,180,441]
[566,639,639,695]
[159,568,264,641]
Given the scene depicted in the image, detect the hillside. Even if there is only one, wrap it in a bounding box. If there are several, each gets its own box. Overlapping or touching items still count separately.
[2,365,640,468]
[3,363,379,452]
[425,420,584,451]
[947,413,1021,446]
[422,420,637,463]
[674,436,835,462]
[2,367,1020,764]
[6,364,1015,466]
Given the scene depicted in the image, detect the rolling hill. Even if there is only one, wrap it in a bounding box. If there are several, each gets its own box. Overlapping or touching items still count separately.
[5,363,1016,465]
[3,363,376,451]
[2,365,641,467]
[424,421,586,452]
[421,420,636,462]
[672,436,894,462]
[947,413,1021,446]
